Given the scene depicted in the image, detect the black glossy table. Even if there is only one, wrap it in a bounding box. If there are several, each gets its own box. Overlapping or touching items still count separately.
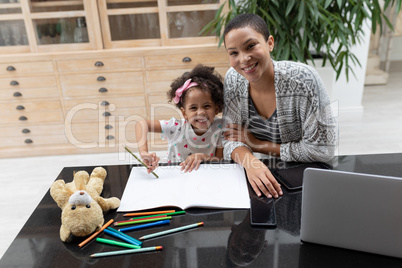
[1,153,402,267]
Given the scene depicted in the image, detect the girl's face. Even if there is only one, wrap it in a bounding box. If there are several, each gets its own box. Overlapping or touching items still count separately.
[180,88,219,135]
[224,26,274,84]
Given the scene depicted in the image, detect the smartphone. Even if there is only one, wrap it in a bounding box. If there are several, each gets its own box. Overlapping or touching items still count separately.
[250,197,277,227]
[272,162,330,191]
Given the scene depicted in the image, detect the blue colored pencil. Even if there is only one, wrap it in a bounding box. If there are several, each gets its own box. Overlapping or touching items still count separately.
[105,227,142,246]
[106,227,142,246]
[103,228,142,246]
[91,246,163,258]
[118,219,170,232]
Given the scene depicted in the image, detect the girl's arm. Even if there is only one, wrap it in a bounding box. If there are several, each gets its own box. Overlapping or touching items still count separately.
[134,119,162,173]
[180,146,224,172]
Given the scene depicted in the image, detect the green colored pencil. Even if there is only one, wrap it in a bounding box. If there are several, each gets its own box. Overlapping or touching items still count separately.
[96,237,141,249]
[125,147,159,178]
[90,246,162,258]
[130,211,185,220]
[139,222,204,240]
[115,216,172,226]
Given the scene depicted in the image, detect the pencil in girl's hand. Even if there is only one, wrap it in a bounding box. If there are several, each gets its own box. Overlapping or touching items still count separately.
[125,146,159,178]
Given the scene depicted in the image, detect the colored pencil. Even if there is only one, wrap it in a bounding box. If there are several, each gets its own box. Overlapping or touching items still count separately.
[114,215,168,226]
[103,228,142,246]
[96,237,141,249]
[125,147,159,178]
[118,220,170,232]
[130,211,185,220]
[139,222,204,240]
[90,246,163,258]
[78,219,114,248]
[114,216,172,226]
[123,210,176,217]
[105,227,142,246]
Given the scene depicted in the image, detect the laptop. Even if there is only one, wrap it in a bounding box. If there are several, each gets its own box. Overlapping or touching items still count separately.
[300,168,402,258]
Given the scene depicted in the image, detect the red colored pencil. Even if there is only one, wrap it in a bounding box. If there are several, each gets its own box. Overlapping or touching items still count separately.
[123,210,175,217]
[114,215,167,226]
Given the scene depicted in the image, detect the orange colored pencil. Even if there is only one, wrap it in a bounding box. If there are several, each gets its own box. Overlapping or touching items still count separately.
[123,210,175,217]
[114,215,167,226]
[78,219,114,248]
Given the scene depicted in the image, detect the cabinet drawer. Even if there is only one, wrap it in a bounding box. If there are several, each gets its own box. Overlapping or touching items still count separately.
[146,66,229,84]
[0,135,68,148]
[56,57,143,72]
[64,107,147,122]
[145,52,228,68]
[0,61,54,76]
[0,124,65,138]
[64,96,145,110]
[0,76,57,90]
[68,121,137,144]
[60,72,144,97]
[0,110,64,125]
[0,87,59,100]
[148,95,182,121]
[0,100,62,114]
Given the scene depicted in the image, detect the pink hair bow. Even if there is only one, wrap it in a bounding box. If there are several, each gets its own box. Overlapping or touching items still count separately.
[173,79,198,104]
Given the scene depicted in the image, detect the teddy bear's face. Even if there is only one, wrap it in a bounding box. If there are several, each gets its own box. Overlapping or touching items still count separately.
[61,193,104,237]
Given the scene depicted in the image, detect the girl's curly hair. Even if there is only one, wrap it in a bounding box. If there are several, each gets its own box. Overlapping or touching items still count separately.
[167,64,224,112]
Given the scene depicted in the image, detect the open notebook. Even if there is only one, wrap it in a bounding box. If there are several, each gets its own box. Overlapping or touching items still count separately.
[117,163,250,212]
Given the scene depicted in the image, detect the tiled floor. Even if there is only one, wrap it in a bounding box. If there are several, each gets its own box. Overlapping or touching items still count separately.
[1,66,402,260]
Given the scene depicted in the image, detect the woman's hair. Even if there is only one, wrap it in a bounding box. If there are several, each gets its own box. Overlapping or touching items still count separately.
[167,64,224,112]
[223,13,270,44]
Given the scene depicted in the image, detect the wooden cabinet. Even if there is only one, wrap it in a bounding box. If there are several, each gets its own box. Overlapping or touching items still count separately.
[0,0,229,158]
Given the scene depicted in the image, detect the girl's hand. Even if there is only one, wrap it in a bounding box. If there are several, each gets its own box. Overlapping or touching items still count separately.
[245,159,283,198]
[224,123,258,148]
[139,152,160,174]
[180,153,207,173]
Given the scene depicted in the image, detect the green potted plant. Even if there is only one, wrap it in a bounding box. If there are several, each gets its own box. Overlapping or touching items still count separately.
[203,0,401,81]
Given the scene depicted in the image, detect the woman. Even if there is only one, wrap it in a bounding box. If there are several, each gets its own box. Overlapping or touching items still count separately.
[222,14,337,198]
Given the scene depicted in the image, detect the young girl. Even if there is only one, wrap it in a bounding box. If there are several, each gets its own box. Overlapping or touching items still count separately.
[135,64,224,173]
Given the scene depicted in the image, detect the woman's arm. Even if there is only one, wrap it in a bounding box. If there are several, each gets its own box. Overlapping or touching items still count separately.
[231,146,282,198]
[224,123,280,157]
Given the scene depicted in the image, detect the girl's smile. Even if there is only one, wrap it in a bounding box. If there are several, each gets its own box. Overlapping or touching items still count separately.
[180,88,219,135]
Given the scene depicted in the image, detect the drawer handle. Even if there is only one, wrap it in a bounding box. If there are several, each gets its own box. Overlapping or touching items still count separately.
[103,112,111,117]
[22,128,30,134]
[101,101,110,106]
[7,66,16,71]
[182,57,192,62]
[97,76,106,81]
[106,135,114,140]
[25,139,33,144]
[105,124,113,129]
[99,87,108,93]
[13,92,22,97]
[19,116,28,121]
[95,61,104,67]
[10,80,19,86]
[16,105,25,110]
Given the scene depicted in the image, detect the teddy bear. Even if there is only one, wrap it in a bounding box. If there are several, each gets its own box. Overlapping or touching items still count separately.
[50,166,120,242]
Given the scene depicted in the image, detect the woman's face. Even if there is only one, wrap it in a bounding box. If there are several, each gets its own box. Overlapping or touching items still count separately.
[224,27,274,84]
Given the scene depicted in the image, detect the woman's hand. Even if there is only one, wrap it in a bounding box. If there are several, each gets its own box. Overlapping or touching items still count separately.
[139,152,160,174]
[245,159,283,198]
[180,153,207,173]
[224,123,258,148]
